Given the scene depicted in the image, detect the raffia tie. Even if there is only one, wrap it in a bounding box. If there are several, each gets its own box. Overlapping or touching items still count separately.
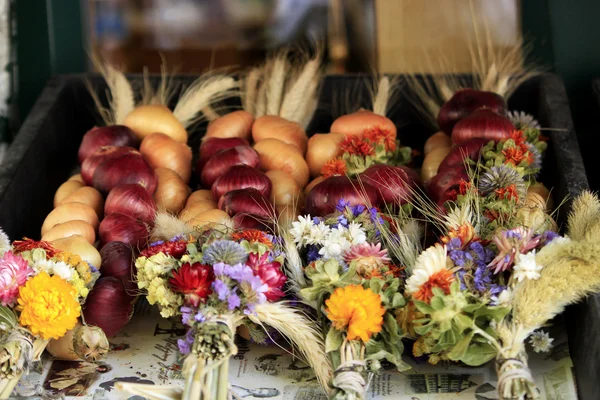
[332,359,366,397]
[497,358,538,399]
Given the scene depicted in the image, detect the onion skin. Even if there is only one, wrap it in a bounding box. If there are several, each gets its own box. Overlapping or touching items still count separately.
[201,145,260,188]
[78,125,138,163]
[218,188,275,220]
[265,170,302,212]
[437,89,506,134]
[81,146,135,185]
[198,137,249,171]
[306,133,345,177]
[186,190,214,207]
[140,133,193,183]
[305,175,379,216]
[451,109,515,145]
[59,186,104,218]
[100,241,137,294]
[438,138,488,172]
[186,209,232,230]
[83,277,134,338]
[424,132,451,155]
[212,165,272,202]
[69,174,84,183]
[123,104,188,143]
[93,152,158,195]
[42,202,99,237]
[330,110,396,137]
[105,183,157,225]
[252,115,308,154]
[51,235,102,268]
[305,176,326,194]
[154,168,190,214]
[179,200,217,223]
[47,321,82,361]
[253,139,310,188]
[54,180,85,207]
[426,167,470,206]
[421,147,451,182]
[205,111,253,141]
[99,213,149,248]
[359,164,421,205]
[42,221,96,244]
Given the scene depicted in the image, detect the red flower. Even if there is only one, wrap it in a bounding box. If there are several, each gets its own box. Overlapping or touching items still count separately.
[458,180,474,196]
[321,158,348,178]
[341,136,375,156]
[141,240,188,259]
[363,126,396,152]
[502,147,529,166]
[231,230,272,246]
[169,263,214,307]
[12,238,58,258]
[495,184,519,201]
[246,253,286,301]
[510,130,526,146]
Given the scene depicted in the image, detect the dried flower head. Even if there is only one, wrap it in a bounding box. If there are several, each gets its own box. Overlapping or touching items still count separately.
[321,158,348,178]
[406,245,454,303]
[488,227,540,273]
[0,252,33,306]
[478,166,526,196]
[507,111,541,130]
[202,240,248,266]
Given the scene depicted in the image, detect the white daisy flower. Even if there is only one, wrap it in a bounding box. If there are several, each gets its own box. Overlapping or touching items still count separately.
[529,330,554,353]
[444,204,473,230]
[490,288,513,307]
[513,251,543,282]
[507,110,541,130]
[319,228,351,259]
[406,245,451,295]
[290,215,313,247]
[52,261,75,281]
[306,222,331,246]
[345,222,367,245]
[33,258,54,274]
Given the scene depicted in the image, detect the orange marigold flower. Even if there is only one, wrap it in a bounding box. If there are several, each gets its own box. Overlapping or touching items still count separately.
[325,284,385,342]
[321,158,347,178]
[341,136,375,156]
[502,147,529,166]
[231,229,272,246]
[441,223,475,247]
[363,126,396,152]
[406,245,454,304]
[495,184,519,201]
[412,269,454,303]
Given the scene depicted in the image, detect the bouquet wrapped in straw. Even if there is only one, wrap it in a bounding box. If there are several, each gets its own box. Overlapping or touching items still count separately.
[0,232,102,399]
[119,216,330,400]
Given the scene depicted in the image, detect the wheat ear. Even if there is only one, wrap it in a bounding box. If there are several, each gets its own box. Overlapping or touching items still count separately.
[567,190,600,241]
[280,58,322,126]
[242,67,262,115]
[372,76,391,116]
[250,302,332,395]
[266,54,288,116]
[173,75,238,128]
[89,56,135,125]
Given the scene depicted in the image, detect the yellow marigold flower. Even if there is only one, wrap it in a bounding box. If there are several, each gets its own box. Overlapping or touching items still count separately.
[325,285,385,342]
[54,251,82,266]
[18,272,80,340]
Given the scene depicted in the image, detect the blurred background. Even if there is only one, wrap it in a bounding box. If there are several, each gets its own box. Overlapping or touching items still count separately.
[4,0,600,187]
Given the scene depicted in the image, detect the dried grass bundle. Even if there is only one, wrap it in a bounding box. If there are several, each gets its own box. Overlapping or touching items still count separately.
[87,56,135,125]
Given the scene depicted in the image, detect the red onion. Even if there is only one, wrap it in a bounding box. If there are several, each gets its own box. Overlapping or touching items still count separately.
[200,145,259,188]
[92,151,157,194]
[232,214,271,230]
[305,175,379,216]
[83,277,133,338]
[99,213,149,248]
[105,183,157,224]
[426,166,470,206]
[451,109,515,145]
[211,165,272,202]
[198,137,249,171]
[81,146,135,185]
[438,138,488,172]
[437,89,506,134]
[218,188,275,220]
[99,241,137,294]
[359,164,421,205]
[78,126,138,163]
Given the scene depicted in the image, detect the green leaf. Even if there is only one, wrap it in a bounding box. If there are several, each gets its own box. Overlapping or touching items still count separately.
[453,314,474,334]
[369,278,384,294]
[439,319,452,333]
[431,287,445,298]
[391,293,406,308]
[460,341,498,366]
[384,313,402,343]
[325,328,344,353]
[430,296,445,311]
[0,306,17,331]
[462,303,484,314]
[324,259,340,280]
[414,323,434,335]
[365,339,386,355]
[447,331,475,361]
[474,305,510,322]
[186,243,198,255]
[413,300,434,314]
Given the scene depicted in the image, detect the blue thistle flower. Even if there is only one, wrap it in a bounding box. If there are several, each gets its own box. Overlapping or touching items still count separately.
[202,240,248,266]
[478,166,526,196]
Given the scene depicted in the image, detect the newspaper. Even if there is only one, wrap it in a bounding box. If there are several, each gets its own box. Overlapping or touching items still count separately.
[13,307,577,400]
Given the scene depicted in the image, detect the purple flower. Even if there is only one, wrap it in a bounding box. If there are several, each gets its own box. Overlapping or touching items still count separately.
[312,216,323,225]
[213,262,226,276]
[150,240,165,247]
[228,263,255,282]
[89,265,99,273]
[177,330,195,355]
[212,279,230,300]
[539,231,560,246]
[306,245,321,262]
[337,215,349,228]
[352,204,366,216]
[170,235,184,242]
[369,207,384,224]
[227,292,241,310]
[336,199,351,212]
[194,312,205,322]
[447,238,463,252]
[180,306,193,325]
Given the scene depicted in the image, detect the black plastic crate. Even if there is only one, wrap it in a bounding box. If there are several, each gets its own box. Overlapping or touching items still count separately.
[0,73,592,398]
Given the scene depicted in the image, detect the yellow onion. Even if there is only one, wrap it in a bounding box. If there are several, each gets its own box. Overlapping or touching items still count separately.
[54,180,85,207]
[154,167,190,214]
[51,235,102,268]
[421,147,451,182]
[42,220,96,244]
[424,132,451,155]
[123,104,188,143]
[140,133,193,183]
[42,202,99,236]
[205,110,254,141]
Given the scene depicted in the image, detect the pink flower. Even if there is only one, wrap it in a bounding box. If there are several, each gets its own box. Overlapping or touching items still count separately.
[246,253,286,302]
[344,243,390,276]
[488,227,541,274]
[0,252,33,306]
